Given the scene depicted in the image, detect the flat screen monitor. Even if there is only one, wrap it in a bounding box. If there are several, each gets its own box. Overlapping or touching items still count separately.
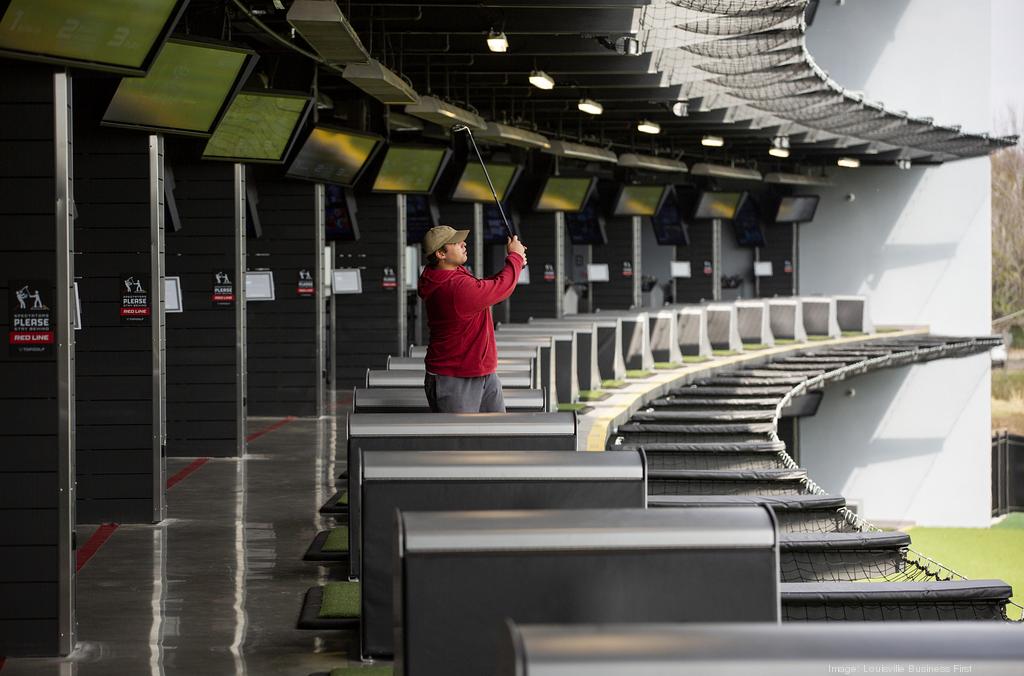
[613,184,668,217]
[450,163,521,203]
[202,91,311,163]
[372,145,451,194]
[564,194,607,245]
[534,177,595,213]
[587,263,610,282]
[405,195,440,244]
[332,269,362,295]
[775,195,820,223]
[693,191,746,220]
[324,185,359,242]
[164,276,183,313]
[650,187,690,246]
[732,195,767,248]
[245,270,275,301]
[483,203,518,244]
[287,126,383,186]
[0,0,187,75]
[102,39,256,137]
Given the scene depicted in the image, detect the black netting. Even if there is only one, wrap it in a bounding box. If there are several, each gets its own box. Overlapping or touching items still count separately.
[681,29,803,59]
[693,47,804,75]
[649,477,809,496]
[775,510,858,534]
[649,396,783,408]
[783,600,1010,622]
[781,548,908,583]
[632,410,777,422]
[671,0,806,13]
[748,91,844,114]
[708,62,812,88]
[676,5,806,36]
[727,77,827,101]
[774,99,859,121]
[646,450,785,471]
[617,432,771,444]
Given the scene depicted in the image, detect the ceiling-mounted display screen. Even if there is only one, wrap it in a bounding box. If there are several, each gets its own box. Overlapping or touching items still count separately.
[693,191,747,220]
[450,163,521,203]
[650,187,690,246]
[287,126,383,186]
[0,0,186,74]
[372,146,452,194]
[534,177,595,213]
[405,195,440,244]
[102,39,256,136]
[565,194,607,245]
[775,195,820,223]
[324,185,359,242]
[732,195,767,248]
[203,91,311,163]
[613,184,669,217]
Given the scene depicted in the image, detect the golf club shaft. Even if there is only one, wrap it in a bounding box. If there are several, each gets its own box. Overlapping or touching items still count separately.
[456,126,516,240]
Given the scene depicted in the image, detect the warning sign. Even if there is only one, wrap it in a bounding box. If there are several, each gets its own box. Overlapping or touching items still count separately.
[9,279,54,357]
[621,261,633,278]
[212,270,235,306]
[543,263,555,282]
[381,266,398,290]
[119,274,150,323]
[297,268,315,296]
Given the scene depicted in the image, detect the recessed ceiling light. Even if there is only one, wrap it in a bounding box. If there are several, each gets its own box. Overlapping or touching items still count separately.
[637,119,660,134]
[837,156,860,168]
[486,30,508,53]
[769,147,790,158]
[578,98,603,115]
[701,135,724,147]
[528,70,554,90]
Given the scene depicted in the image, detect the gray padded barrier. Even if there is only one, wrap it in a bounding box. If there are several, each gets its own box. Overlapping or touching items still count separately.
[366,367,533,389]
[735,300,774,347]
[705,304,744,352]
[648,309,684,363]
[352,387,547,413]
[570,310,654,371]
[495,337,557,410]
[386,355,540,388]
[346,412,578,579]
[668,304,712,358]
[498,623,1024,676]
[800,297,841,338]
[395,506,779,676]
[496,327,579,403]
[649,494,853,534]
[359,449,647,658]
[538,316,626,381]
[767,298,807,342]
[834,294,875,334]
[527,319,604,390]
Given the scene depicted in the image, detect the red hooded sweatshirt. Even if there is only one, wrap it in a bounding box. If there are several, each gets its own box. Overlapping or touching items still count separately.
[417,253,524,377]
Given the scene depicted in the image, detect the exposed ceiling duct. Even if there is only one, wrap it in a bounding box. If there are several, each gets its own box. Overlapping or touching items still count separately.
[618,153,689,173]
[478,123,552,150]
[404,96,487,131]
[342,59,418,105]
[286,0,369,65]
[545,140,619,164]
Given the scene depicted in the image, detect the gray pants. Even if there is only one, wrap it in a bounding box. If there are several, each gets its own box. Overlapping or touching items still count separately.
[424,373,506,413]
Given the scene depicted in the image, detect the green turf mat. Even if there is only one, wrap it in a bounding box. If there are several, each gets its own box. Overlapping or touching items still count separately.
[742,343,768,351]
[319,581,361,618]
[601,379,626,389]
[682,355,711,363]
[323,526,349,553]
[578,390,610,402]
[711,349,737,356]
[995,513,1024,529]
[774,338,798,345]
[339,490,349,506]
[558,402,592,413]
[807,335,831,341]
[654,362,682,370]
[877,326,902,333]
[330,667,393,676]
[625,370,653,379]
[841,331,867,337]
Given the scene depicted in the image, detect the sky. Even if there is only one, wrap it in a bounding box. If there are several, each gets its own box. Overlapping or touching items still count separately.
[991,0,1024,135]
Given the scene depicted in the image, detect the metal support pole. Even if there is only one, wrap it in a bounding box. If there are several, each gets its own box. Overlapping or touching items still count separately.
[148,134,166,522]
[753,246,761,299]
[397,194,408,355]
[554,212,565,318]
[314,183,326,417]
[792,223,799,295]
[631,215,642,309]
[233,164,247,456]
[712,218,722,301]
[472,202,483,276]
[327,241,336,389]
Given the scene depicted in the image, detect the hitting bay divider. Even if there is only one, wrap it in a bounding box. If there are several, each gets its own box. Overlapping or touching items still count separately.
[352,387,547,413]
[495,326,580,403]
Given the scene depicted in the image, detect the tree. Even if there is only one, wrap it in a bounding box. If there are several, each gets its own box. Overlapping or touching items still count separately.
[991,107,1024,321]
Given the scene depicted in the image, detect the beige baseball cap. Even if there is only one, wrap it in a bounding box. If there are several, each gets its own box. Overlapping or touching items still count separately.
[422,225,469,256]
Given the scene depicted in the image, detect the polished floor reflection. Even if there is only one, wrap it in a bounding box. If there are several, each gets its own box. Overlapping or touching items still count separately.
[3,403,370,676]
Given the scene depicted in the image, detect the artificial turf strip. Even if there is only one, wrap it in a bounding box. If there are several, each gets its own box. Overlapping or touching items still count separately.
[682,355,710,363]
[743,343,769,351]
[322,527,349,553]
[329,667,393,676]
[578,390,610,402]
[625,370,653,379]
[339,490,349,506]
[601,379,627,389]
[774,338,798,345]
[318,582,361,618]
[841,331,867,337]
[994,512,1024,529]
[712,349,737,356]
[558,403,592,413]
[906,524,1024,620]
[807,335,831,341]
[654,362,682,370]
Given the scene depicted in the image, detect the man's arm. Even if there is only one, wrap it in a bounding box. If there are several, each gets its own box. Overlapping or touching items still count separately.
[458,236,527,314]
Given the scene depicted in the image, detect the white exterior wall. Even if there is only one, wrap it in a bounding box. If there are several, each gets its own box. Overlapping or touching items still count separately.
[800,0,993,526]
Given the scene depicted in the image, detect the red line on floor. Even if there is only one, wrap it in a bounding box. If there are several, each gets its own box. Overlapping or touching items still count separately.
[76,523,119,572]
[246,415,297,442]
[166,458,209,490]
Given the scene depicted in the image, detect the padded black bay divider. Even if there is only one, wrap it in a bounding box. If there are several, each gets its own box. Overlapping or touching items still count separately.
[509,210,557,322]
[779,531,911,582]
[782,580,1013,621]
[71,81,158,523]
[395,506,779,675]
[0,59,63,656]
[547,315,625,381]
[360,449,646,658]
[590,215,635,310]
[525,320,601,390]
[245,175,318,416]
[352,387,545,412]
[496,327,578,403]
[164,152,241,458]
[649,494,853,534]
[497,623,1024,674]
[674,219,714,303]
[334,193,400,387]
[757,221,795,297]
[366,367,533,388]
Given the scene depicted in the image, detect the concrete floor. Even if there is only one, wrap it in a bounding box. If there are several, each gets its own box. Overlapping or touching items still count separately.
[3,408,370,676]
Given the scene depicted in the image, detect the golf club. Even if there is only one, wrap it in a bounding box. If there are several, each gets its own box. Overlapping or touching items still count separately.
[451,124,517,241]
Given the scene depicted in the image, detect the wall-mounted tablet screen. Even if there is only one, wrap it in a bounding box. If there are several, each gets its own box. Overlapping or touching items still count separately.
[203,91,311,163]
[102,39,255,136]
[164,276,183,313]
[372,146,451,194]
[587,263,610,282]
[650,187,690,246]
[670,261,692,278]
[405,195,440,244]
[693,191,746,220]
[245,270,275,301]
[564,194,607,245]
[287,126,382,186]
[0,0,186,74]
[754,261,774,277]
[732,196,767,248]
[451,163,521,203]
[775,195,820,223]
[613,184,668,217]
[324,185,359,242]
[534,177,595,213]
[333,269,363,294]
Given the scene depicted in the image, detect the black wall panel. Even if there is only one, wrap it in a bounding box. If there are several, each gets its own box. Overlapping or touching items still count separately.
[509,211,557,322]
[0,59,61,656]
[72,85,156,523]
[165,155,241,457]
[591,216,635,311]
[757,222,796,297]
[247,176,318,416]
[334,193,400,387]
[675,220,716,303]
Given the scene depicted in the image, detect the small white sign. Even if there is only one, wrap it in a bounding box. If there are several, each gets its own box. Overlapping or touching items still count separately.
[587,263,610,282]
[245,270,276,301]
[333,268,363,294]
[670,261,692,278]
[754,261,774,277]
[164,276,183,313]
[518,266,530,285]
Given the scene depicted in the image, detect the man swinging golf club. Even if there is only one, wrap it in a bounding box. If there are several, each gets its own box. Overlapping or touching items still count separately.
[417,226,527,413]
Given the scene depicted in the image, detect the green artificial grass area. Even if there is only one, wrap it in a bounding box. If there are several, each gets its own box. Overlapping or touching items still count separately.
[742,343,768,351]
[319,581,361,618]
[654,362,682,370]
[711,349,737,356]
[339,490,349,506]
[330,667,392,676]
[682,355,710,363]
[877,326,903,333]
[625,370,653,379]
[906,520,1024,620]
[578,390,610,402]
[774,338,798,345]
[841,330,867,337]
[601,379,626,389]
[807,335,831,341]
[557,402,592,413]
[323,526,349,553]
[993,370,1024,401]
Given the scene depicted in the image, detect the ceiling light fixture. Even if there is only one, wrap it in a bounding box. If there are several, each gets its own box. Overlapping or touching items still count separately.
[671,101,689,117]
[545,139,618,164]
[768,147,790,158]
[691,163,762,181]
[528,70,555,90]
[769,135,790,158]
[837,156,860,168]
[637,119,661,135]
[701,135,725,148]
[578,98,603,115]
[486,30,508,53]
[404,95,486,131]
[477,122,551,149]
[618,153,688,173]
[896,158,912,170]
